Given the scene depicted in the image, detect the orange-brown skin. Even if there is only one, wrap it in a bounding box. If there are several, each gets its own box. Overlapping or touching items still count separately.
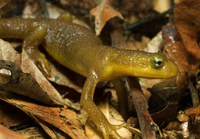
[0,18,178,139]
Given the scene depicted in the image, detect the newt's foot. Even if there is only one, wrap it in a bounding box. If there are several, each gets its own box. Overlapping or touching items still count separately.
[114,122,128,130]
[32,52,51,76]
[100,123,122,139]
[98,122,128,139]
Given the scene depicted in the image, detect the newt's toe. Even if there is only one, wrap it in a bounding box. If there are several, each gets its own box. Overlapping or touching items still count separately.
[34,52,51,76]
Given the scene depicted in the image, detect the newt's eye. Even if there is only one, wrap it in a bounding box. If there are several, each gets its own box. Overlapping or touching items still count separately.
[150,55,164,68]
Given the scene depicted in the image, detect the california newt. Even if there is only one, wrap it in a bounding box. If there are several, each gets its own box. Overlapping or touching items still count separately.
[0,18,178,139]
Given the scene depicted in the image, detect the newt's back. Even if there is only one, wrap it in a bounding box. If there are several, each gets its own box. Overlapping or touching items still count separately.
[0,18,103,76]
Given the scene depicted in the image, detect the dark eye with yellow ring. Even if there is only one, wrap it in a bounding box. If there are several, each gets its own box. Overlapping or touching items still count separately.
[150,55,164,68]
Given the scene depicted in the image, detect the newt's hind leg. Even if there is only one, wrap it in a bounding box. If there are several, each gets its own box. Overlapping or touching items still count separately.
[23,26,50,76]
[81,73,123,139]
[111,78,129,120]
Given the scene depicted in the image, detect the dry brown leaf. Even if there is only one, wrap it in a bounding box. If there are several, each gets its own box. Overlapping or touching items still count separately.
[0,91,87,139]
[153,0,171,13]
[162,25,190,98]
[177,111,189,122]
[0,124,25,139]
[126,35,150,51]
[0,39,20,66]
[15,127,49,139]
[164,0,200,97]
[0,39,63,105]
[0,100,33,128]
[146,31,165,53]
[148,78,177,109]
[151,102,178,126]
[177,106,200,138]
[163,0,200,104]
[174,0,200,73]
[164,121,182,131]
[90,0,123,36]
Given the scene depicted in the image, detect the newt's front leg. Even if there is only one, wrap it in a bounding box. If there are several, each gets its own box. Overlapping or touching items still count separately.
[80,72,122,139]
[23,25,51,76]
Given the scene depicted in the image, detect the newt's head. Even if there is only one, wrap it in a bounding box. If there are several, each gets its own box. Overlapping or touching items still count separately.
[145,52,178,78]
[111,51,178,79]
[134,53,178,78]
